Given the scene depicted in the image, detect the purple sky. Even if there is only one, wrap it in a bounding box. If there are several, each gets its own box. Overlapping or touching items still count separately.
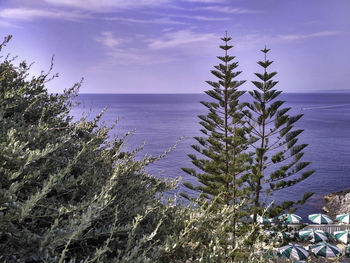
[0,0,349,93]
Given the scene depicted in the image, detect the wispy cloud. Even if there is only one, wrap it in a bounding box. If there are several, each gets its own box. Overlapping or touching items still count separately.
[200,5,258,14]
[105,14,228,24]
[0,20,19,28]
[167,13,230,21]
[184,15,230,21]
[95,31,125,48]
[94,31,175,65]
[105,16,186,25]
[147,29,217,50]
[0,8,88,21]
[94,29,220,65]
[230,31,342,51]
[43,0,171,12]
[104,48,176,65]
[278,31,341,41]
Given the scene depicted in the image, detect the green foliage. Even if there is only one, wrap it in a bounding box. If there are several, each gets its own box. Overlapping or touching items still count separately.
[182,33,251,209]
[0,35,174,262]
[0,34,311,263]
[155,197,274,263]
[244,47,315,218]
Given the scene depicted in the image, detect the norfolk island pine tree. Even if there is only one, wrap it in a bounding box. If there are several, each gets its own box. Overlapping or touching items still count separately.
[181,33,252,241]
[244,47,314,221]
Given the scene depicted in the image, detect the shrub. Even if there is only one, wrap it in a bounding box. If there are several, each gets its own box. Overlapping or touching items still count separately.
[0,35,173,262]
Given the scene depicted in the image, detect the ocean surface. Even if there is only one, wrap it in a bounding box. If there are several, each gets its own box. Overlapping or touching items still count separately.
[70,93,350,220]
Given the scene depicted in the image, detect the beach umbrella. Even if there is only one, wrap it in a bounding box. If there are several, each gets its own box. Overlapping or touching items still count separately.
[334,230,350,244]
[299,229,328,243]
[308,213,333,224]
[336,214,350,224]
[310,241,343,258]
[277,243,308,260]
[278,213,302,224]
[250,214,273,224]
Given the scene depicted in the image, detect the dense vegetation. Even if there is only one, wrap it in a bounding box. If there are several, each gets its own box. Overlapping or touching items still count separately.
[0,34,313,262]
[0,35,173,262]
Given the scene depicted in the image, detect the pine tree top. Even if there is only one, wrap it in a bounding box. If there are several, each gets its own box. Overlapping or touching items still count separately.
[221,36,232,42]
[261,47,270,53]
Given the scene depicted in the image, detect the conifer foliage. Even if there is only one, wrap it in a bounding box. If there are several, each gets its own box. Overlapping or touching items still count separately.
[182,33,249,207]
[245,47,314,218]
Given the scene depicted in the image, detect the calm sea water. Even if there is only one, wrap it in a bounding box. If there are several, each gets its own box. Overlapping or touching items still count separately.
[70,93,350,220]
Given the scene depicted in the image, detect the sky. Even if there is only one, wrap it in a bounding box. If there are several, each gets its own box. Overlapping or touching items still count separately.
[0,0,349,93]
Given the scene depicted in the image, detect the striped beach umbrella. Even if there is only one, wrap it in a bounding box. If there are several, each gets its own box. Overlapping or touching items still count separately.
[278,213,302,224]
[277,243,308,260]
[310,241,343,258]
[299,229,328,243]
[336,214,350,224]
[250,214,273,224]
[334,230,350,244]
[308,213,333,224]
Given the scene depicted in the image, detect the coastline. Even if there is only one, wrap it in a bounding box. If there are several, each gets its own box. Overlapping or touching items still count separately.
[323,187,350,217]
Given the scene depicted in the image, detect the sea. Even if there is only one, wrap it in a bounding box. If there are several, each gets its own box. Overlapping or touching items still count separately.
[70,93,350,221]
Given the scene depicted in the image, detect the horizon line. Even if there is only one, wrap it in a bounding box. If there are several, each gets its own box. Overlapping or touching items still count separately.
[62,91,350,95]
